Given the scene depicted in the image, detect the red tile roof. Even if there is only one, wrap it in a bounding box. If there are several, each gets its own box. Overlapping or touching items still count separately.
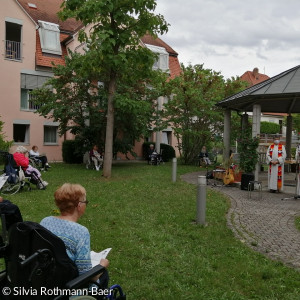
[17,0,82,33]
[169,56,181,79]
[140,34,181,79]
[35,31,67,68]
[141,34,178,56]
[17,1,181,74]
[240,68,269,87]
[263,113,288,117]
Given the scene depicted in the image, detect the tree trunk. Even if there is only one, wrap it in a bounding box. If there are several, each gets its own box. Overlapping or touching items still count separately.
[103,73,116,178]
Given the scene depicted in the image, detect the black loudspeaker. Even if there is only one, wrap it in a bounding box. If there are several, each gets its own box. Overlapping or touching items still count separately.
[240,173,255,190]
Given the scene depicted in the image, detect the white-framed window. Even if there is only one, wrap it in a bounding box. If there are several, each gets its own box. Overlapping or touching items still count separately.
[162,130,172,145]
[21,89,40,111]
[21,73,50,111]
[145,44,169,72]
[44,123,58,144]
[5,18,22,61]
[38,20,62,55]
[13,121,30,144]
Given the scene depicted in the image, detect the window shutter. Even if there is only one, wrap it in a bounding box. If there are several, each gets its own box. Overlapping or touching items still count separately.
[20,89,28,109]
[21,74,50,89]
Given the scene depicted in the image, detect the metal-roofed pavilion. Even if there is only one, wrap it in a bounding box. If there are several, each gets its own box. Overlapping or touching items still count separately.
[216,65,300,180]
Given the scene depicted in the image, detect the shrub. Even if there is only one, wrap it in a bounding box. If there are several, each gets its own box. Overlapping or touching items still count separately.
[0,118,13,164]
[237,130,259,173]
[143,142,175,162]
[62,140,84,164]
[260,121,280,134]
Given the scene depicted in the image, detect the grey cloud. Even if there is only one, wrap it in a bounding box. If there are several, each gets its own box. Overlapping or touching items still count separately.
[156,0,300,78]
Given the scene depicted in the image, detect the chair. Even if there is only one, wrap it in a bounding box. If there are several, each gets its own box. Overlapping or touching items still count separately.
[0,201,126,300]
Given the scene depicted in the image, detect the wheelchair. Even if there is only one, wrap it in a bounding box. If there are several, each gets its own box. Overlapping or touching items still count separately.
[150,152,164,166]
[83,152,103,171]
[0,151,46,195]
[29,155,43,171]
[0,200,126,300]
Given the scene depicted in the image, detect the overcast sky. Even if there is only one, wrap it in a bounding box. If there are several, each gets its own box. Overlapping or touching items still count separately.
[155,0,300,79]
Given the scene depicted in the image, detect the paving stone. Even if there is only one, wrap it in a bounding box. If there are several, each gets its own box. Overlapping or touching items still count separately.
[181,171,300,270]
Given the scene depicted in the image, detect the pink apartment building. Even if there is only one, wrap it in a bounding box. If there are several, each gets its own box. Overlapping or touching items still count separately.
[1,0,181,161]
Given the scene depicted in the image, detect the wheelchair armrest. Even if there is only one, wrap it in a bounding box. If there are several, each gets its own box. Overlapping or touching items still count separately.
[53,265,106,300]
[64,264,106,289]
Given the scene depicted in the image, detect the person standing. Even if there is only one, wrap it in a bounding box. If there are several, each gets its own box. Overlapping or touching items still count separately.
[266,135,287,193]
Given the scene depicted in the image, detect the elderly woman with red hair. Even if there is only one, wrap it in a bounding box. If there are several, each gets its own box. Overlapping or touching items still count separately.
[40,183,109,286]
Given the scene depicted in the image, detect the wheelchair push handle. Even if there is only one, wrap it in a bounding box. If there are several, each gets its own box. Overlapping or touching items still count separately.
[20,248,52,267]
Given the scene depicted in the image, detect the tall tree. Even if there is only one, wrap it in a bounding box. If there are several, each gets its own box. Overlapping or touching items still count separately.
[58,0,168,177]
[161,64,246,164]
[0,116,12,154]
[32,51,164,158]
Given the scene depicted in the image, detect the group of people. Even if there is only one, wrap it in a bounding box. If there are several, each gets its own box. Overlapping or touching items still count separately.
[7,136,297,292]
[9,144,110,289]
[13,145,50,189]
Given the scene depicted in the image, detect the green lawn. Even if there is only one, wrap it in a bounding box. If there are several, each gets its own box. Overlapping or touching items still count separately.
[2,162,300,299]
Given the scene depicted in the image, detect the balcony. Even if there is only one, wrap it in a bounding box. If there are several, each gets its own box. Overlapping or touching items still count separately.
[5,40,21,61]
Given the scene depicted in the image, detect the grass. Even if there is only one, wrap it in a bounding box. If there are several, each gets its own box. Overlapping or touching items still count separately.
[295,216,300,232]
[2,162,300,299]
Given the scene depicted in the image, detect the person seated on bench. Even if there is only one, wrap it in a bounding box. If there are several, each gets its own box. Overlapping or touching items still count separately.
[199,146,211,165]
[29,145,51,171]
[40,183,109,286]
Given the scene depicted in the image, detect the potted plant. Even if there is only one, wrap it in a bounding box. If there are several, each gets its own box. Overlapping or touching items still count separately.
[237,129,259,190]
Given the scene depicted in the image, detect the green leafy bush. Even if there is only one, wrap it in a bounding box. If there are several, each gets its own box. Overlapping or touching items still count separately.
[0,118,13,164]
[62,140,83,164]
[260,121,280,134]
[237,130,259,173]
[143,142,175,162]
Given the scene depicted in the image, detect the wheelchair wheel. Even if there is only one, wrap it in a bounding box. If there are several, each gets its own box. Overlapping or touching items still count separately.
[29,157,42,170]
[1,178,21,195]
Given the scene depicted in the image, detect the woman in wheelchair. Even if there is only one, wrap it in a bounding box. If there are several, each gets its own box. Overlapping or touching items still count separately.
[29,145,51,171]
[13,146,48,189]
[90,145,104,171]
[40,183,109,287]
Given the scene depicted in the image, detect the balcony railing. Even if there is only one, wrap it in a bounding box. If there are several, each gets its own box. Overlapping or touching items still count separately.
[5,40,21,60]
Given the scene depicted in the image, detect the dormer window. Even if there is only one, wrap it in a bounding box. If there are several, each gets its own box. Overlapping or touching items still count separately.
[145,44,169,72]
[38,20,62,55]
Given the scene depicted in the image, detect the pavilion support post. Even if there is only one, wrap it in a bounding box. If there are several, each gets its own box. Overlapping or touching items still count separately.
[241,113,249,133]
[252,104,261,181]
[286,115,293,159]
[223,109,231,163]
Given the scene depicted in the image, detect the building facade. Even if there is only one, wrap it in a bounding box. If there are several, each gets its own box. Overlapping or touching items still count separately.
[1,0,181,161]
